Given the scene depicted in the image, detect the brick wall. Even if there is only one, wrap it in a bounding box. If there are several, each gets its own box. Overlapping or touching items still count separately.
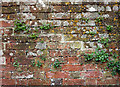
[0,0,120,86]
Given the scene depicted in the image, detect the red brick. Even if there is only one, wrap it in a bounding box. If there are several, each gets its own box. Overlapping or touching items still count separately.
[62,64,83,71]
[4,28,13,36]
[2,79,15,85]
[118,77,120,84]
[86,79,97,85]
[3,72,11,79]
[63,79,85,85]
[63,50,70,57]
[80,71,102,78]
[84,49,95,54]
[3,64,15,71]
[0,21,13,27]
[84,64,96,71]
[46,71,70,78]
[49,50,62,57]
[28,79,42,85]
[68,57,79,63]
[97,78,118,85]
[0,29,4,35]
[16,79,28,85]
[0,71,3,78]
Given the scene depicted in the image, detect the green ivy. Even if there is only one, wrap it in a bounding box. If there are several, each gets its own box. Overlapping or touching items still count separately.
[98,37,109,47]
[94,50,109,63]
[106,60,120,75]
[14,19,27,32]
[85,53,94,61]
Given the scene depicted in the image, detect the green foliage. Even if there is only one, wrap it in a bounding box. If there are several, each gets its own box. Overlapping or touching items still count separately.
[81,18,89,23]
[53,59,61,68]
[106,60,120,75]
[88,31,96,35]
[98,37,109,47]
[85,48,109,63]
[14,19,27,32]
[95,17,103,23]
[39,24,51,30]
[36,61,42,68]
[13,61,19,67]
[40,40,44,43]
[110,52,119,59]
[29,33,38,39]
[94,50,109,63]
[85,53,94,61]
[106,25,113,31]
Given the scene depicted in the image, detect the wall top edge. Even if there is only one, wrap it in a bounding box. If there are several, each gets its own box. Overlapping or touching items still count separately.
[1,0,120,3]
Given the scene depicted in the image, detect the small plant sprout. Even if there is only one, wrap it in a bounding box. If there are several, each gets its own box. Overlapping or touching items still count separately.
[39,55,46,61]
[81,18,89,23]
[40,40,44,43]
[36,61,43,68]
[31,60,35,67]
[53,59,61,68]
[13,61,19,67]
[85,53,94,61]
[29,33,38,39]
[39,23,51,30]
[106,25,113,31]
[95,17,103,23]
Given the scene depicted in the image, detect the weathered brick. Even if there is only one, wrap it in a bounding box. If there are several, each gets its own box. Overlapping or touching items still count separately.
[86,79,97,85]
[62,64,83,71]
[0,57,6,65]
[80,71,102,78]
[3,64,15,71]
[30,5,51,13]
[51,78,63,85]
[63,79,85,85]
[0,71,3,78]
[28,79,42,85]
[1,14,17,20]
[2,71,11,79]
[2,79,15,85]
[48,13,70,19]
[0,21,14,27]
[2,6,20,13]
[6,43,36,50]
[2,2,18,6]
[16,79,28,85]
[34,71,45,79]
[46,71,70,78]
[70,72,81,79]
[84,64,97,71]
[68,57,79,63]
[97,78,118,85]
[2,28,13,36]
